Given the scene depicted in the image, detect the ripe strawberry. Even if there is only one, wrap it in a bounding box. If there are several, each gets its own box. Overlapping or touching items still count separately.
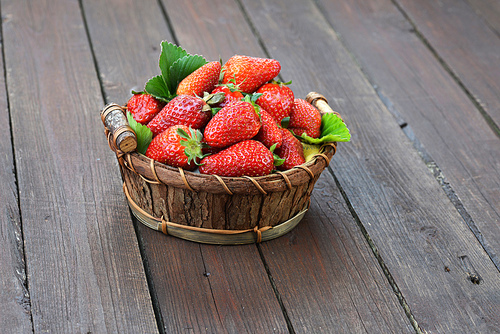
[176,61,222,96]
[145,125,204,171]
[203,99,261,148]
[255,81,294,124]
[199,140,274,177]
[275,129,305,170]
[211,84,244,108]
[221,55,281,93]
[288,99,322,138]
[147,95,211,136]
[254,109,283,148]
[127,93,164,124]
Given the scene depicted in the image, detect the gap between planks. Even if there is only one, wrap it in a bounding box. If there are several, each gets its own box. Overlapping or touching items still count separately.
[234,0,421,332]
[388,0,500,139]
[311,0,500,273]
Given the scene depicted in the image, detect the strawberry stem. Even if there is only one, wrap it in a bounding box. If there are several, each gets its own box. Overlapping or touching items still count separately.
[177,127,206,165]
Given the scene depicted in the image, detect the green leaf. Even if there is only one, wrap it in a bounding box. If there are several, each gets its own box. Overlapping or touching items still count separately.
[127,112,153,154]
[159,41,188,87]
[298,113,351,144]
[144,75,172,102]
[167,55,207,93]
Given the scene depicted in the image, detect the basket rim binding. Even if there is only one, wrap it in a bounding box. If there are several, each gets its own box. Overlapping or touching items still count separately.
[102,92,341,196]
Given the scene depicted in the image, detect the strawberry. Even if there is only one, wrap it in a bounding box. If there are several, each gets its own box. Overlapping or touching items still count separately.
[126,93,164,124]
[288,99,322,138]
[199,140,274,177]
[147,95,211,136]
[211,84,244,108]
[203,99,261,148]
[176,61,222,96]
[255,81,294,124]
[145,125,204,171]
[221,55,281,93]
[254,109,283,148]
[275,129,305,170]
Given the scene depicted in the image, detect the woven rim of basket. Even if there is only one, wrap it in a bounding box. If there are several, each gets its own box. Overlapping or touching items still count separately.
[113,142,335,196]
[105,104,338,195]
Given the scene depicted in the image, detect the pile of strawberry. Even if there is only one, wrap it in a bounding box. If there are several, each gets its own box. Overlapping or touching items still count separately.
[126,44,326,178]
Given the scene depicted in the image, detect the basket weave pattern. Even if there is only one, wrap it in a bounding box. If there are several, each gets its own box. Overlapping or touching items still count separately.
[102,92,340,244]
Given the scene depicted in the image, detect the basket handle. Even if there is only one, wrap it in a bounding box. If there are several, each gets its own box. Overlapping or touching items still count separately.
[306,92,343,120]
[101,103,137,153]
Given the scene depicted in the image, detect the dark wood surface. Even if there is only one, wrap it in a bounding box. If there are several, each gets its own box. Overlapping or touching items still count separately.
[1,0,499,333]
[1,0,158,332]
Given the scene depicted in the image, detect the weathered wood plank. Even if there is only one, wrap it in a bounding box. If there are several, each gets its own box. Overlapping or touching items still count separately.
[261,173,413,333]
[315,0,500,270]
[0,26,33,334]
[159,0,268,61]
[239,0,500,332]
[1,0,158,332]
[395,0,500,127]
[82,0,289,331]
[159,0,414,331]
[466,0,500,35]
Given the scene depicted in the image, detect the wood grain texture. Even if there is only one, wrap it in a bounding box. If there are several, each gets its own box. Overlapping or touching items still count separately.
[395,0,500,127]
[160,0,414,331]
[1,0,157,332]
[82,0,289,331]
[261,173,413,333]
[466,0,500,35]
[315,0,500,270]
[159,0,268,61]
[0,24,33,334]
[239,0,500,332]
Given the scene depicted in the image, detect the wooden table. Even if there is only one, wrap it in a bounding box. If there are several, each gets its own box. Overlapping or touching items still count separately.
[1,0,499,333]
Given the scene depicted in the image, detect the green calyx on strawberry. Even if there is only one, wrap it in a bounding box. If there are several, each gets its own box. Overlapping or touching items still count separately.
[177,126,208,166]
[210,79,245,110]
[255,80,294,124]
[203,95,261,148]
[145,125,205,170]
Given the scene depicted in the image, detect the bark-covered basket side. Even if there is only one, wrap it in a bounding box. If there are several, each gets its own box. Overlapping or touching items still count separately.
[122,163,323,230]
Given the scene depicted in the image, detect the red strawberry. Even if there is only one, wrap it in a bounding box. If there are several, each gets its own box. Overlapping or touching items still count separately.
[255,81,294,124]
[145,125,204,171]
[176,61,222,96]
[199,140,274,177]
[275,129,305,170]
[221,55,281,93]
[288,99,322,138]
[211,85,244,108]
[203,99,261,148]
[254,109,283,148]
[127,93,164,124]
[147,95,211,136]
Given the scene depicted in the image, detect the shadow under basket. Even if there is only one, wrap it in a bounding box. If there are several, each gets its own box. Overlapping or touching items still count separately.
[101,92,341,245]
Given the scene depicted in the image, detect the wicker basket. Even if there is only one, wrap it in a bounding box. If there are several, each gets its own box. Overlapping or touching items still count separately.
[101,92,341,244]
